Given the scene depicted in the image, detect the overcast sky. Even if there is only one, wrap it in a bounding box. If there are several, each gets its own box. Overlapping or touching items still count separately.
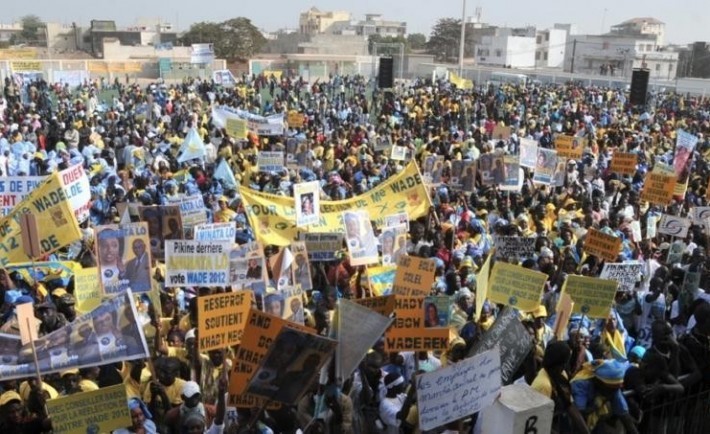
[4,0,708,45]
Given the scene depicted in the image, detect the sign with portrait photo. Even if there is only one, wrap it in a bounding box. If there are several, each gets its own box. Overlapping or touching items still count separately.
[343,210,379,266]
[294,181,320,227]
[94,222,152,295]
[229,242,267,290]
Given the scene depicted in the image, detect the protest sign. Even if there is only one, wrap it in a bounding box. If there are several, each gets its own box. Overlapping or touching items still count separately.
[647,214,658,239]
[561,275,618,319]
[287,111,305,128]
[380,225,408,266]
[417,348,501,431]
[344,210,379,266]
[384,212,409,230]
[294,181,320,227]
[468,306,533,384]
[258,151,285,173]
[300,233,343,261]
[194,222,237,242]
[0,165,91,222]
[0,172,82,267]
[73,267,102,314]
[493,236,536,261]
[691,206,710,226]
[657,214,691,238]
[213,69,236,87]
[630,220,642,242]
[334,299,393,379]
[241,161,431,246]
[519,138,538,168]
[610,152,638,175]
[211,105,285,136]
[640,171,676,205]
[390,145,411,161]
[475,251,493,320]
[47,384,131,434]
[165,240,231,287]
[384,296,449,352]
[555,135,584,160]
[280,286,306,323]
[674,129,698,190]
[246,325,336,405]
[229,309,313,395]
[225,118,248,140]
[680,271,701,315]
[392,255,436,296]
[479,153,506,185]
[94,222,152,294]
[229,242,267,289]
[167,195,208,238]
[583,228,621,262]
[353,295,396,316]
[423,295,451,327]
[0,290,149,381]
[191,43,214,64]
[492,125,511,140]
[499,156,523,192]
[197,291,252,351]
[600,262,643,293]
[375,135,392,152]
[16,303,38,346]
[291,242,313,291]
[138,205,182,258]
[532,148,558,185]
[667,240,686,264]
[488,262,546,312]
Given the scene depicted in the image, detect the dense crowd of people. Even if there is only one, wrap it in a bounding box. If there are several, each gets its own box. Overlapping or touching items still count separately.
[0,68,710,434]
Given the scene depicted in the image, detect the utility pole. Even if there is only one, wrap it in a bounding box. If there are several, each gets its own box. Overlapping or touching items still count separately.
[570,39,577,74]
[458,0,467,76]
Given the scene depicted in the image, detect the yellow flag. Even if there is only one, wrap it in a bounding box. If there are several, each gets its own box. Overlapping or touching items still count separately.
[450,72,473,90]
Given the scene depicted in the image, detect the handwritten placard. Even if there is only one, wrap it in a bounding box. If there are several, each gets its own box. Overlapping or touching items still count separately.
[417,348,501,431]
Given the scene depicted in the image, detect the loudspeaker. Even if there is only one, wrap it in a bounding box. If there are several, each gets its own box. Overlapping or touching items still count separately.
[630,69,650,106]
[378,57,394,89]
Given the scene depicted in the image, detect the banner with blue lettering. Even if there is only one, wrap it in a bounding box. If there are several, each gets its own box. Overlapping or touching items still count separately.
[165,240,231,287]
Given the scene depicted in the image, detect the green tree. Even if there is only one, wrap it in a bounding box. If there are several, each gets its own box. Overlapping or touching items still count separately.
[407,33,427,51]
[11,15,45,45]
[181,18,266,60]
[427,19,476,62]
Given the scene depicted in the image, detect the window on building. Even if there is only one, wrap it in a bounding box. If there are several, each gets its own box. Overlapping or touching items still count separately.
[669,63,673,71]
[655,63,661,71]
[537,36,542,44]
[544,52,548,61]
[545,33,549,41]
[536,51,540,60]
[495,49,502,57]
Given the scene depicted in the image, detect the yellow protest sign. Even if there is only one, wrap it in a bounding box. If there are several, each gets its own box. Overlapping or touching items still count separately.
[229,309,312,395]
[241,161,431,246]
[640,172,676,205]
[609,152,638,175]
[197,290,253,351]
[449,72,473,90]
[583,228,622,262]
[553,293,574,341]
[0,48,38,60]
[561,274,618,319]
[353,295,396,316]
[287,111,305,128]
[475,250,493,320]
[225,118,248,140]
[262,70,282,80]
[0,172,82,267]
[555,135,584,160]
[88,61,109,73]
[383,296,449,352]
[488,262,546,312]
[10,61,41,72]
[73,267,102,314]
[392,256,436,296]
[47,384,131,434]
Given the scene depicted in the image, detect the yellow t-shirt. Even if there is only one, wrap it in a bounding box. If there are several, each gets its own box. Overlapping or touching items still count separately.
[143,378,186,406]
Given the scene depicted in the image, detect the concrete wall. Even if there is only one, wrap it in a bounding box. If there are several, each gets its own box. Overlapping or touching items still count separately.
[102,39,192,60]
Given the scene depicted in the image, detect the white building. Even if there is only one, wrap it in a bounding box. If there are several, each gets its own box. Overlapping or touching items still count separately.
[563,33,678,79]
[299,8,352,35]
[535,28,567,68]
[475,28,536,68]
[610,17,664,46]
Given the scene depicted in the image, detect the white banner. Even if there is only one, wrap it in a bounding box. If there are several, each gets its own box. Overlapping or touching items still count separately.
[416,348,501,431]
[211,105,284,136]
[165,240,231,287]
[191,43,214,64]
[600,262,643,293]
[0,164,91,222]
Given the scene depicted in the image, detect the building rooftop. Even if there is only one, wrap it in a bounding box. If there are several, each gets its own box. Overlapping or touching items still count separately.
[618,17,664,25]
